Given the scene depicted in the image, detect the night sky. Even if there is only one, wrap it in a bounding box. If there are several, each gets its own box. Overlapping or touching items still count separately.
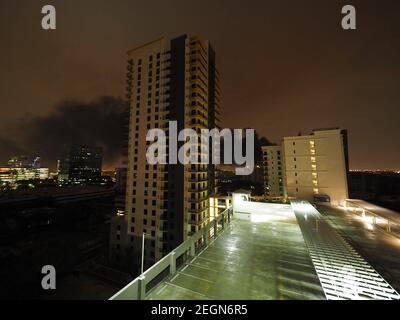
[0,0,399,170]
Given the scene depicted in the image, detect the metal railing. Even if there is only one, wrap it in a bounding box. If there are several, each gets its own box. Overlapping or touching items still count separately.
[109,207,232,300]
[343,199,400,237]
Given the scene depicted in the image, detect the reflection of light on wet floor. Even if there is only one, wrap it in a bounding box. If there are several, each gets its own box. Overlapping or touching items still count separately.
[355,216,375,230]
[250,213,292,223]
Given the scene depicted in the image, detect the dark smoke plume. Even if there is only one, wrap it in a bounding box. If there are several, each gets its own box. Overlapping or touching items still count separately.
[0,96,127,170]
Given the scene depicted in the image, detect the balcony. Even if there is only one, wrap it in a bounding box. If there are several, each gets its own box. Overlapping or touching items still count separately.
[187,178,208,183]
[187,195,208,203]
[187,185,208,192]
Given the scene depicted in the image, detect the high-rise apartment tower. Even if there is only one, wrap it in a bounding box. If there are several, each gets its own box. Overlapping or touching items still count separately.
[110,35,221,270]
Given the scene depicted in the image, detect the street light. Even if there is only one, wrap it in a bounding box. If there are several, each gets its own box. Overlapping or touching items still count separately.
[141,232,149,275]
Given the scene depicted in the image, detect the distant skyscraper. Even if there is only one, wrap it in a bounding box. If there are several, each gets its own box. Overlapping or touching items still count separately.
[110,35,221,270]
[261,145,286,198]
[57,145,103,182]
[282,128,349,205]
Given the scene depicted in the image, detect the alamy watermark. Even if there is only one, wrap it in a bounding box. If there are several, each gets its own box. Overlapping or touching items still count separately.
[41,265,56,290]
[40,4,356,31]
[146,122,255,176]
[41,5,56,30]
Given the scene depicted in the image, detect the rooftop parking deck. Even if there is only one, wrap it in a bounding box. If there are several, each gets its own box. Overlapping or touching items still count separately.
[146,204,325,300]
[110,199,400,300]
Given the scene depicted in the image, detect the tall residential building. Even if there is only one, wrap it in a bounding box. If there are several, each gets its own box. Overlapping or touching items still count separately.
[282,128,349,205]
[57,145,103,182]
[261,146,286,198]
[110,35,221,271]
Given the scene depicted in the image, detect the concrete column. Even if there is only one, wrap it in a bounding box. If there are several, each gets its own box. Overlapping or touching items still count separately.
[190,239,196,257]
[170,252,176,275]
[138,275,146,300]
[203,228,208,246]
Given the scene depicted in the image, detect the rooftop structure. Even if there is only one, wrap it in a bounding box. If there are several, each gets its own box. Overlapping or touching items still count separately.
[110,194,400,300]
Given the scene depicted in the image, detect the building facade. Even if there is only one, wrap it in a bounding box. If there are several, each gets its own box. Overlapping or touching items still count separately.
[0,155,49,187]
[283,128,349,205]
[57,145,103,183]
[110,35,221,271]
[261,145,286,199]
[8,155,41,169]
